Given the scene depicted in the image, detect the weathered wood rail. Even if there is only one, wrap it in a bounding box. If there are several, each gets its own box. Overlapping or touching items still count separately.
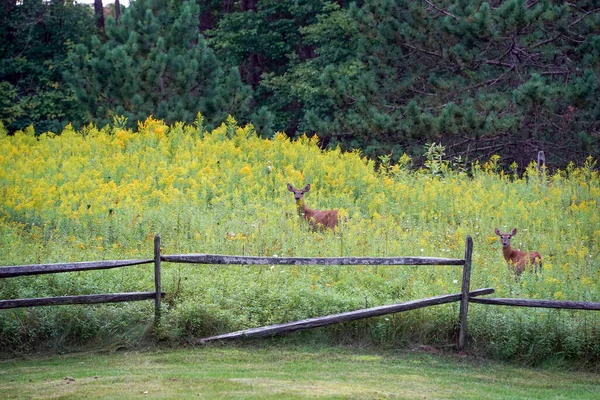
[0,292,160,310]
[470,297,600,310]
[0,259,153,278]
[199,288,494,343]
[162,254,466,266]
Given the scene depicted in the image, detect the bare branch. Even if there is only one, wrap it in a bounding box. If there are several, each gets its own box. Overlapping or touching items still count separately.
[531,34,563,49]
[423,0,458,20]
[484,60,515,68]
[456,65,514,94]
[403,43,443,58]
[569,7,600,27]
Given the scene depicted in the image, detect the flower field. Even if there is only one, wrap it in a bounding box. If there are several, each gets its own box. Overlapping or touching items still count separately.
[1,117,599,364]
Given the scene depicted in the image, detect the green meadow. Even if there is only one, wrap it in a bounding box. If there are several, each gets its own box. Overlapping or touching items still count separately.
[1,118,599,366]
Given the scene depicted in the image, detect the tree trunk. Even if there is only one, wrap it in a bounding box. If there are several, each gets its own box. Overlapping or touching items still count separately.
[242,0,258,11]
[223,0,233,13]
[199,8,213,32]
[115,0,120,25]
[239,0,261,86]
[94,0,105,31]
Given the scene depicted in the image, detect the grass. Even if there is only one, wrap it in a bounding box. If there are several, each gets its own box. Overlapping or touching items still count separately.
[1,117,600,363]
[0,343,599,399]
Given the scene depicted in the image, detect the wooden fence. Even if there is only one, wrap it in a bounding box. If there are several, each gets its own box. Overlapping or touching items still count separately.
[2,233,599,351]
[0,235,164,319]
[159,235,488,350]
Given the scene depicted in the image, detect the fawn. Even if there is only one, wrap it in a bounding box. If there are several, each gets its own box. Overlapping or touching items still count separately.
[495,228,542,275]
[287,183,339,230]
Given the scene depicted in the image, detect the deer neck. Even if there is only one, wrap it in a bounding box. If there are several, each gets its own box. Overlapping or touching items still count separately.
[502,244,516,262]
[296,199,312,218]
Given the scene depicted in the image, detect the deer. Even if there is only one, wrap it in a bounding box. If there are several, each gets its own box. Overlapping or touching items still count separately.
[495,228,542,275]
[287,183,339,230]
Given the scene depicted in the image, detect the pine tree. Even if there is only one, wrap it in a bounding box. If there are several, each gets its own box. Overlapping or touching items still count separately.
[270,0,600,166]
[67,0,251,129]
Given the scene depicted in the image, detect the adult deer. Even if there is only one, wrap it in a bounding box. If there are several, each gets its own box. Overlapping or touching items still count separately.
[495,228,542,275]
[287,183,339,230]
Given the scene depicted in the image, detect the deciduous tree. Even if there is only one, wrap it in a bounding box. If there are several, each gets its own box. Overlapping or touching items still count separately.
[0,0,95,133]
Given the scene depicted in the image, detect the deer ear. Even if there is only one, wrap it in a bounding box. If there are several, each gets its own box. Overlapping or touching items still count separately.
[510,228,517,236]
[303,184,311,192]
[287,183,295,192]
[494,228,501,235]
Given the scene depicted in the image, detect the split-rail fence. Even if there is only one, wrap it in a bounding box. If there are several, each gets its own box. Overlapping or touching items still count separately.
[1,234,599,351]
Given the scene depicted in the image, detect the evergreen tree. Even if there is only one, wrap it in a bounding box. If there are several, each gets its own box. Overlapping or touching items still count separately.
[67,0,251,129]
[270,0,600,167]
[0,0,95,133]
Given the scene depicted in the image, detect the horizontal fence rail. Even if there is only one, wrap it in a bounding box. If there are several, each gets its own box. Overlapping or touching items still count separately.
[161,254,466,266]
[0,259,153,278]
[0,292,165,310]
[470,297,600,311]
[200,288,494,343]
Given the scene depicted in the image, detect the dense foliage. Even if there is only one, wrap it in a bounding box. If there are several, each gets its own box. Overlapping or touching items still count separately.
[1,0,599,168]
[266,0,600,166]
[1,118,599,365]
[0,0,95,132]
[66,0,251,129]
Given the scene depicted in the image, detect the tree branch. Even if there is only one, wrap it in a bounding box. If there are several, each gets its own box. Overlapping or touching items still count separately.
[403,43,443,58]
[531,34,563,49]
[423,0,458,20]
[568,7,600,27]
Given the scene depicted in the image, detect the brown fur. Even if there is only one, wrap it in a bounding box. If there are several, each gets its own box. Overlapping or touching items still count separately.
[495,228,542,275]
[287,183,339,230]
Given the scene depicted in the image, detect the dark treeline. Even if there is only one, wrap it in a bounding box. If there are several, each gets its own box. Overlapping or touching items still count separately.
[1,0,599,168]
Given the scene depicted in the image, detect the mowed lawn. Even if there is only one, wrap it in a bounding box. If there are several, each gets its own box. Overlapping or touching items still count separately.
[0,344,598,399]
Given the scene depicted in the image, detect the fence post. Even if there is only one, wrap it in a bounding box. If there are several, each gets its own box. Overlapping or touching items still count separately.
[457,235,473,351]
[537,150,545,171]
[154,234,162,324]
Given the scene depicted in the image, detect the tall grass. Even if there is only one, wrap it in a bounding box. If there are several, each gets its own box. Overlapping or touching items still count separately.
[0,117,599,365]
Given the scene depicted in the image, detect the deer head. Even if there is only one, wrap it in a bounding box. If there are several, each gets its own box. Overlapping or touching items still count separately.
[287,183,310,203]
[495,227,517,247]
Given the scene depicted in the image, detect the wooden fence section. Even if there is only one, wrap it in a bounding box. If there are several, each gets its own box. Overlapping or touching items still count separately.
[159,235,477,350]
[3,232,598,351]
[0,256,164,315]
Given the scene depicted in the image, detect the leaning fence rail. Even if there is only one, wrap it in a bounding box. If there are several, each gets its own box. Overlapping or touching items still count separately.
[199,288,494,343]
